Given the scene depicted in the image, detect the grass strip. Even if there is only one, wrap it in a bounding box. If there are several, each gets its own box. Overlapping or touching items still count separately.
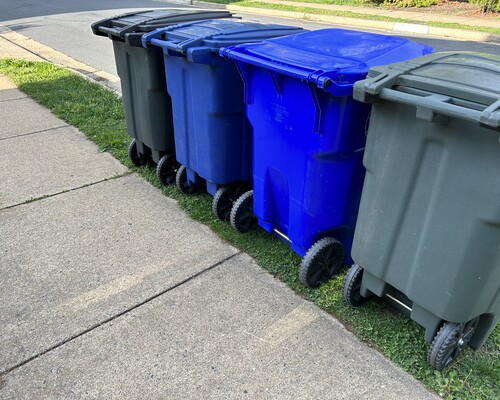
[206,0,372,5]
[0,59,498,400]
[208,0,500,35]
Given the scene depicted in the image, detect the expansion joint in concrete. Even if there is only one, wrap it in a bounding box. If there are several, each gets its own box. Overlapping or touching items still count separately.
[0,251,242,377]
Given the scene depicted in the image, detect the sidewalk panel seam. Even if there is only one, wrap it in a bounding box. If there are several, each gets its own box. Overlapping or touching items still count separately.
[0,124,70,142]
[0,252,242,376]
[0,172,132,211]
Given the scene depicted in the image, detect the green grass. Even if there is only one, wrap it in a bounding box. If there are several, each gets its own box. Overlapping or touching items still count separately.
[270,0,375,4]
[217,1,500,35]
[206,0,375,4]
[1,58,498,399]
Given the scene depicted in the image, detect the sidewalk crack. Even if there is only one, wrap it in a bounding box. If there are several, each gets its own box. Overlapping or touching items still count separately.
[0,251,242,376]
[0,96,28,103]
[0,172,132,211]
[0,124,70,142]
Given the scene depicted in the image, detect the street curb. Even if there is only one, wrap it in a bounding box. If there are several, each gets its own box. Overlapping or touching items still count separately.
[168,0,500,43]
[229,5,500,43]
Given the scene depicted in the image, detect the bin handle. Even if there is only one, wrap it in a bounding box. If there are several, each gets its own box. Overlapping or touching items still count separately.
[480,99,500,128]
[94,25,120,37]
[221,48,332,90]
[143,27,207,53]
[379,88,500,130]
[357,53,464,97]
[146,37,163,49]
[97,24,146,38]
[142,28,169,49]
[91,10,157,37]
[150,37,212,56]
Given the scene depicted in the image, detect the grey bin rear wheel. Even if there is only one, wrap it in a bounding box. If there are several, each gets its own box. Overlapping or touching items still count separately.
[128,139,145,167]
[343,264,369,307]
[230,190,257,233]
[156,154,179,186]
[428,317,480,371]
[175,165,198,194]
[299,237,344,288]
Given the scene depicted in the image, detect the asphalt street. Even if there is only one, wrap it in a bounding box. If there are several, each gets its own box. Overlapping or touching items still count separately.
[0,0,499,79]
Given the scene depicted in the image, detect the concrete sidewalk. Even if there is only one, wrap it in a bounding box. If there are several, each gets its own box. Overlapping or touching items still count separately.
[0,24,440,400]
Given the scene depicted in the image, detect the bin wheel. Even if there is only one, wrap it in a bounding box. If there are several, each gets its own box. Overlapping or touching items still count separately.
[428,317,480,371]
[156,154,179,186]
[128,139,145,167]
[230,190,257,233]
[343,264,369,307]
[176,165,198,194]
[299,238,344,288]
[213,186,244,221]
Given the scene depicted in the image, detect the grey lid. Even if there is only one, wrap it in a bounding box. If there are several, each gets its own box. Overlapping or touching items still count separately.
[91,9,232,41]
[354,52,500,130]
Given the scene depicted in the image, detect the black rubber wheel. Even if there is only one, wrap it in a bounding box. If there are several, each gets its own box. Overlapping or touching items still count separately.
[212,186,244,221]
[156,154,179,186]
[175,165,198,194]
[299,237,345,288]
[128,139,145,167]
[428,317,480,371]
[230,190,257,233]
[343,264,369,307]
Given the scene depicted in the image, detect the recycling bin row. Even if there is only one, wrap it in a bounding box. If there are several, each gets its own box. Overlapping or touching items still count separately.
[91,9,499,371]
[140,21,432,291]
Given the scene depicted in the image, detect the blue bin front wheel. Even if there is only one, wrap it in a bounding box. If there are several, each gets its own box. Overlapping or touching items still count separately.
[213,186,246,221]
[299,237,345,288]
[230,190,257,233]
[428,317,480,371]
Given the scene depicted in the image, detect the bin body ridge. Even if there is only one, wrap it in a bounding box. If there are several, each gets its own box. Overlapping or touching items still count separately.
[113,40,174,159]
[165,52,252,187]
[248,72,369,256]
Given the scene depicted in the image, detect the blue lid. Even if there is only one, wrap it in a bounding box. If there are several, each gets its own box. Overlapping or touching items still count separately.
[221,28,433,95]
[142,19,304,58]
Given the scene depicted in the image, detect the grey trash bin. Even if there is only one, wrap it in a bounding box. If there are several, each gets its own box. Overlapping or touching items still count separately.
[344,52,500,370]
[91,9,232,184]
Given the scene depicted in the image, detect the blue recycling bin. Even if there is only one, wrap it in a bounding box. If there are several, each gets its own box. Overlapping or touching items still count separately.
[142,19,304,221]
[221,28,433,287]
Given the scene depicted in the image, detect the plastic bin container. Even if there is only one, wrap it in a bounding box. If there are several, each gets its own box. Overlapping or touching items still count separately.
[221,29,432,287]
[343,52,500,370]
[141,19,304,220]
[91,9,232,185]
